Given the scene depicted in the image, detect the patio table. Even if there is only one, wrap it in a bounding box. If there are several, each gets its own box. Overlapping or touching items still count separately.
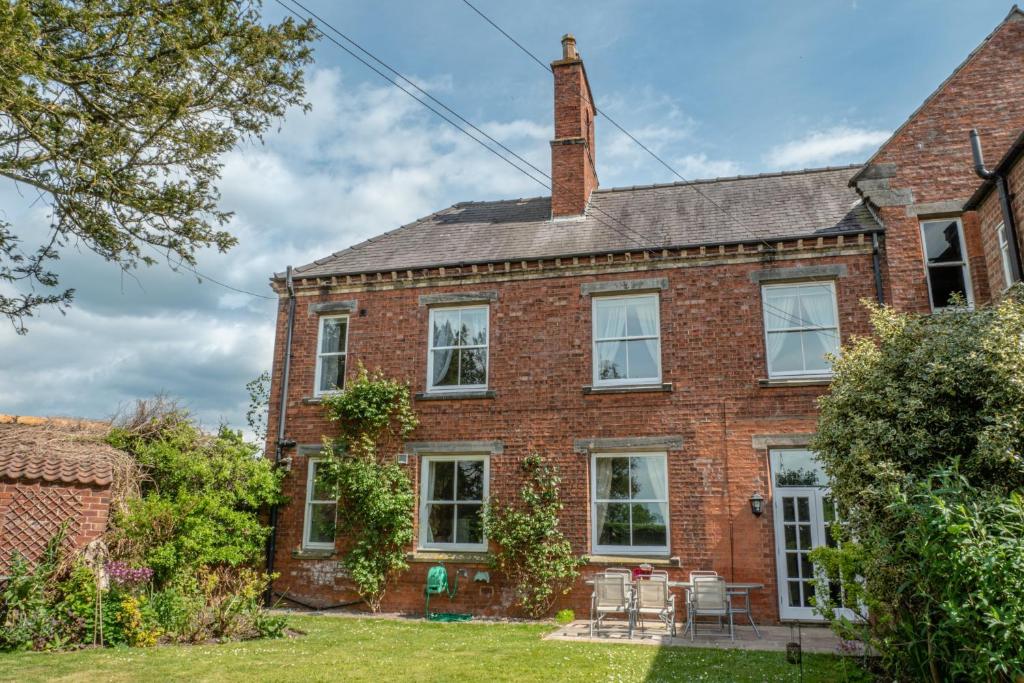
[670,581,764,638]
[583,577,765,638]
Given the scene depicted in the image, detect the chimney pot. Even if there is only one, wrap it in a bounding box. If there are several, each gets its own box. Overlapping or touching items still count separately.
[561,34,578,60]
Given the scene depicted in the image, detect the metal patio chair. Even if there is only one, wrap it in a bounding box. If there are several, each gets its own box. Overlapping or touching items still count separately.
[634,574,676,636]
[589,572,634,638]
[686,575,734,641]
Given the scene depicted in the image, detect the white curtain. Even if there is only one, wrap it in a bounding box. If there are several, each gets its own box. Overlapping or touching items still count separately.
[645,455,668,500]
[595,458,614,542]
[596,301,627,379]
[432,349,455,385]
[633,298,658,337]
[800,288,834,328]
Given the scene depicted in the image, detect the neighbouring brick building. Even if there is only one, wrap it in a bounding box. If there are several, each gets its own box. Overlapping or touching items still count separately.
[265,9,1024,622]
[0,416,117,570]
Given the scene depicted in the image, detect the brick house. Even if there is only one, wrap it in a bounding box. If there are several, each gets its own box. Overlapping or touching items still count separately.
[0,416,116,570]
[265,9,1024,622]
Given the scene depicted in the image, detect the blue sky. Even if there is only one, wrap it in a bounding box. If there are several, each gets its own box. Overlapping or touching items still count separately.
[0,1,1016,435]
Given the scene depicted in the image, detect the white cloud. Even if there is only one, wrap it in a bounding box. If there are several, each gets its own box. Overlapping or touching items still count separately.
[764,126,890,169]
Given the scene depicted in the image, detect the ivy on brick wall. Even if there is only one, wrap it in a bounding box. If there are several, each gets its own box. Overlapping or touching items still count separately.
[319,366,418,611]
[483,454,586,618]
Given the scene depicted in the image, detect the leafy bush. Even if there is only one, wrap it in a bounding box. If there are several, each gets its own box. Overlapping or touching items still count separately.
[319,366,418,612]
[108,415,283,583]
[483,454,586,618]
[555,609,575,625]
[319,448,415,612]
[812,290,1024,680]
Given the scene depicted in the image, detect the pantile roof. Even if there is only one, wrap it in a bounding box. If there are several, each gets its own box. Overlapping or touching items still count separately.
[0,416,119,486]
[286,165,879,280]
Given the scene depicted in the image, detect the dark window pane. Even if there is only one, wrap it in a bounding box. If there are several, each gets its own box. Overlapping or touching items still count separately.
[631,503,667,546]
[802,581,815,607]
[427,503,455,544]
[798,524,812,549]
[928,266,967,308]
[432,349,458,386]
[608,457,630,499]
[797,498,810,522]
[800,553,814,578]
[311,462,333,500]
[429,461,455,500]
[456,460,484,501]
[923,220,963,263]
[308,503,336,544]
[459,348,487,386]
[784,525,797,550]
[783,498,795,522]
[455,504,483,543]
[319,355,346,392]
[788,581,802,608]
[597,503,630,546]
[786,553,799,578]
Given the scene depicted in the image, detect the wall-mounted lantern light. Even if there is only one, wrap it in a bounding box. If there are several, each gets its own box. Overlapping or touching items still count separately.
[749,492,765,517]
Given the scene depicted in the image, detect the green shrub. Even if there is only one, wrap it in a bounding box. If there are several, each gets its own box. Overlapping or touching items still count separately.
[483,454,586,618]
[108,416,283,584]
[319,366,419,612]
[813,289,1024,680]
[554,609,575,625]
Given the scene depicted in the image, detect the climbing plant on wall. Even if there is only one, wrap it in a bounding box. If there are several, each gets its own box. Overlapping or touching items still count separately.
[319,365,418,611]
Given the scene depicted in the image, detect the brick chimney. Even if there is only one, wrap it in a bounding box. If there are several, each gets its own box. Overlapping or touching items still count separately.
[550,34,598,219]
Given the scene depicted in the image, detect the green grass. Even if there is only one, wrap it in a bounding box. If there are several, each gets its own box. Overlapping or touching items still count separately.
[0,615,866,682]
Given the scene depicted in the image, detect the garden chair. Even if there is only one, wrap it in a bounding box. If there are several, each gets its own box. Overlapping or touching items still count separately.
[634,574,676,636]
[589,572,634,638]
[685,575,733,641]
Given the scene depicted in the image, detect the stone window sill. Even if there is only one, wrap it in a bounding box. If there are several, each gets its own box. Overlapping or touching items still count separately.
[758,377,832,388]
[406,550,491,564]
[414,390,496,401]
[301,397,323,405]
[583,383,673,395]
[292,548,336,560]
[587,555,680,567]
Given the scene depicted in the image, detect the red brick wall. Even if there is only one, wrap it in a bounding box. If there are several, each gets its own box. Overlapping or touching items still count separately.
[976,153,1024,294]
[0,479,110,566]
[856,11,1024,311]
[266,246,880,622]
[550,41,598,218]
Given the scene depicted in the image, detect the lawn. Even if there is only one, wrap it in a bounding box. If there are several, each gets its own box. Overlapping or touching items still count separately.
[0,614,866,682]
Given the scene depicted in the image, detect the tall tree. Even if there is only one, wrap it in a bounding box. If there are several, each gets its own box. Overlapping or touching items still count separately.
[0,0,313,332]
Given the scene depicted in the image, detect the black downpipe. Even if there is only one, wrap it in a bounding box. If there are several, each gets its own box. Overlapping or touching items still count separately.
[871,232,885,304]
[265,266,296,606]
[971,129,1024,284]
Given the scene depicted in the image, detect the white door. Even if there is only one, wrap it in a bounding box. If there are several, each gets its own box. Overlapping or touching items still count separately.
[769,449,856,621]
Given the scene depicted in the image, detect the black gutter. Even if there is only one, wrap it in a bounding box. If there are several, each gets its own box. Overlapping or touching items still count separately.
[970,129,1023,284]
[265,265,296,605]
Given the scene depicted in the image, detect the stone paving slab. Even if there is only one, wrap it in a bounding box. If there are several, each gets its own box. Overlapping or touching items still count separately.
[545,620,856,655]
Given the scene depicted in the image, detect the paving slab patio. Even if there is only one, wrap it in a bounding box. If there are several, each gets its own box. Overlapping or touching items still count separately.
[546,619,857,655]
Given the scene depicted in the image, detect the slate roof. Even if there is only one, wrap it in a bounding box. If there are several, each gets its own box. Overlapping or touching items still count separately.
[0,416,118,486]
[288,165,880,280]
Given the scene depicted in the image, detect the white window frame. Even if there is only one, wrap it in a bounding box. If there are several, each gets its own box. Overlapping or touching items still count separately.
[590,452,670,556]
[313,315,349,397]
[591,293,662,388]
[920,218,974,311]
[302,458,337,550]
[997,222,1016,291]
[426,305,489,393]
[418,454,490,552]
[761,281,841,379]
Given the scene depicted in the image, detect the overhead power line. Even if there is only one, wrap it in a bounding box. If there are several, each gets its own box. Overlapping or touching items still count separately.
[458,0,782,255]
[274,0,668,256]
[277,1,837,334]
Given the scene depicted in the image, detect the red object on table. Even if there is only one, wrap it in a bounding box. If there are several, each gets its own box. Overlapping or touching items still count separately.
[632,564,653,580]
